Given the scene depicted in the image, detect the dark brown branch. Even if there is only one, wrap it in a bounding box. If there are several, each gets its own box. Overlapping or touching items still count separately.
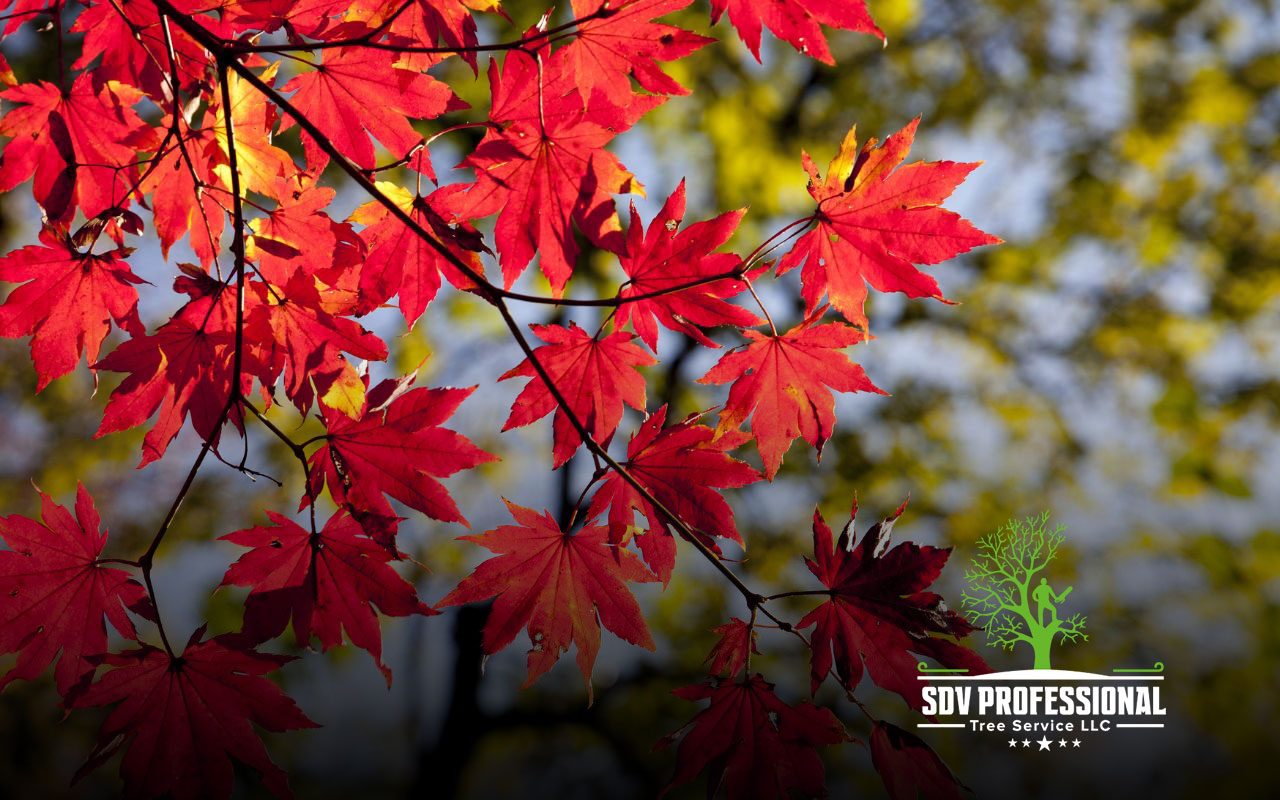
[224,1,620,55]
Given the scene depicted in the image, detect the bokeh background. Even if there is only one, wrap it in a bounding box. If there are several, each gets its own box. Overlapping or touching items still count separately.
[2,0,1278,797]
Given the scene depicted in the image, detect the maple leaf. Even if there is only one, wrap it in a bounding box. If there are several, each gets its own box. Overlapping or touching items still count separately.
[220,511,432,684]
[280,47,462,171]
[95,266,258,467]
[246,180,364,285]
[0,226,145,390]
[223,0,347,38]
[0,484,150,699]
[500,322,656,468]
[346,0,501,71]
[73,632,317,800]
[0,73,149,223]
[658,675,850,800]
[797,500,989,709]
[2,0,49,36]
[559,0,714,105]
[778,119,1001,330]
[698,307,884,479]
[870,721,968,800]
[307,380,497,546]
[586,405,759,582]
[705,617,758,678]
[212,62,298,202]
[614,180,760,351]
[349,181,484,326]
[710,0,883,65]
[246,273,388,415]
[71,0,211,102]
[435,50,657,295]
[437,500,656,699]
[140,118,227,268]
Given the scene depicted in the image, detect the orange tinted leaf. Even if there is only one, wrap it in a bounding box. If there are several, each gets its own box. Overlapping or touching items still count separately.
[280,48,462,171]
[698,308,884,478]
[779,119,1001,329]
[0,75,148,223]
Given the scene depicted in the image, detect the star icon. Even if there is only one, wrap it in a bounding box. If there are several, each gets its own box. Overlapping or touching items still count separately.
[1036,736,1052,751]
[1022,739,1031,748]
[1008,739,1018,748]
[1059,739,1068,748]
[1072,739,1082,748]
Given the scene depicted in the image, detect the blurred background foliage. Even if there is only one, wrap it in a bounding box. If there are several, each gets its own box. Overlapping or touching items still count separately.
[2,0,1279,797]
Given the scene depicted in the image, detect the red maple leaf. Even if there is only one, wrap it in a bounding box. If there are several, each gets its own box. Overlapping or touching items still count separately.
[437,500,656,699]
[349,182,484,326]
[586,405,759,582]
[223,0,346,38]
[500,322,656,467]
[2,0,49,35]
[0,226,145,390]
[614,180,760,351]
[710,0,883,65]
[247,180,362,285]
[797,500,989,709]
[778,119,1001,330]
[71,0,212,102]
[0,484,150,698]
[246,273,388,414]
[140,118,227,269]
[870,721,968,800]
[705,617,758,678]
[698,307,884,479]
[559,0,714,105]
[658,674,850,800]
[0,73,149,223]
[435,50,657,295]
[95,265,258,467]
[346,0,500,71]
[220,511,432,684]
[73,632,317,800]
[307,380,497,546]
[280,47,462,171]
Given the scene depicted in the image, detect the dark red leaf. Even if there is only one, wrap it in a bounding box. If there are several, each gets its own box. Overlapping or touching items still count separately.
[0,484,149,699]
[797,500,989,708]
[74,633,317,800]
[658,675,850,799]
[870,721,968,800]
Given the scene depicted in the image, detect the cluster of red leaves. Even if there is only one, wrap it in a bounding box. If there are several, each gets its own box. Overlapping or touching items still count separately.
[0,0,999,798]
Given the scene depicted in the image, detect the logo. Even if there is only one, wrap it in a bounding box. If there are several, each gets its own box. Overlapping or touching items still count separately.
[917,512,1167,750]
[961,511,1087,670]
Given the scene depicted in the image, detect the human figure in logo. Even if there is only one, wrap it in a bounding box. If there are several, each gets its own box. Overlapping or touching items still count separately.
[1032,577,1072,627]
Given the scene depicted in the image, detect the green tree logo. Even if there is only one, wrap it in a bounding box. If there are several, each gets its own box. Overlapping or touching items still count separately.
[961,512,1088,669]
